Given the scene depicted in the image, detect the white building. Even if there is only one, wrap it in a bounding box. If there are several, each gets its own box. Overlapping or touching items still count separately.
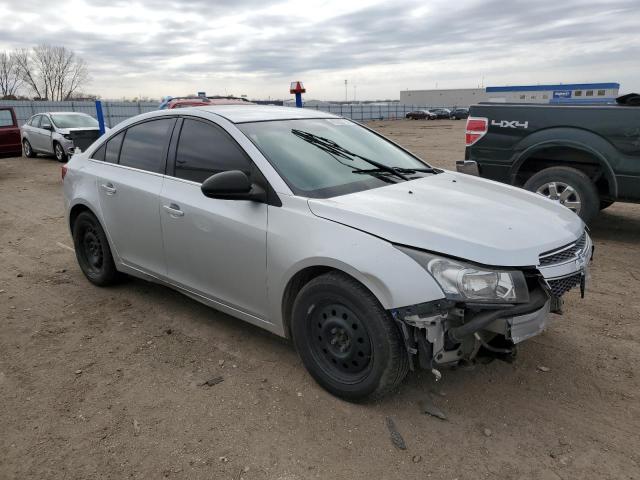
[400,83,620,107]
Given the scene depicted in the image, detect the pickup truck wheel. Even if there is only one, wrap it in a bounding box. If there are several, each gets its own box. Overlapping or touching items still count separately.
[72,211,121,286]
[524,166,599,223]
[54,142,67,162]
[23,139,36,158]
[291,272,408,402]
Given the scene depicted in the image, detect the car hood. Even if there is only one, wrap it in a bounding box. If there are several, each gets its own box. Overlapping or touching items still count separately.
[307,171,584,267]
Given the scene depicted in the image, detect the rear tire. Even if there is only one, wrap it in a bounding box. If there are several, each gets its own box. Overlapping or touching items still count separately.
[291,271,408,402]
[23,139,36,158]
[523,166,599,223]
[72,211,121,286]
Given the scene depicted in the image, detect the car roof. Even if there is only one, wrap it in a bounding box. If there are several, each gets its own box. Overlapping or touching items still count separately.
[192,105,339,123]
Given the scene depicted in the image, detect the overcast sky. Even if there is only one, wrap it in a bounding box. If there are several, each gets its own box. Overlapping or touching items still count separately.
[1,0,638,100]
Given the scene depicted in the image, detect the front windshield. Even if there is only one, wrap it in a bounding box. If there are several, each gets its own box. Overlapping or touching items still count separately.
[238,118,434,198]
[50,114,98,129]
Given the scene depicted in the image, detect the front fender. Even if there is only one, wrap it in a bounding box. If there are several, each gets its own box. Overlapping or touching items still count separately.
[266,197,445,333]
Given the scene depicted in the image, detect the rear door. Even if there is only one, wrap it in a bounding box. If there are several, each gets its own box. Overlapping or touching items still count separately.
[94,117,176,276]
[160,117,269,317]
[0,108,21,155]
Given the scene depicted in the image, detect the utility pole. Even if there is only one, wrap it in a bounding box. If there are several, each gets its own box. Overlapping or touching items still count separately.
[344,80,348,102]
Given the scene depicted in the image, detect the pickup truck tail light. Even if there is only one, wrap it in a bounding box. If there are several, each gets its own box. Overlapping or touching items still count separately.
[465,117,488,146]
[61,164,68,181]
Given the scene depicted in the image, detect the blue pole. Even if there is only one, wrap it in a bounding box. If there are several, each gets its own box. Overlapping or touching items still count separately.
[295,92,302,108]
[95,100,106,135]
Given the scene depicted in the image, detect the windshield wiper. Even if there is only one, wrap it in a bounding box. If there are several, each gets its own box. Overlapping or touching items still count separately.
[291,129,409,181]
[353,166,442,175]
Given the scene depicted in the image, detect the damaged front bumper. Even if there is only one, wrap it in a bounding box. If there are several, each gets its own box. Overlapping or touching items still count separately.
[391,285,551,371]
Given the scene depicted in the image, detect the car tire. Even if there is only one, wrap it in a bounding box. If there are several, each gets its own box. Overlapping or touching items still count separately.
[291,271,409,402]
[23,139,36,158]
[54,142,67,162]
[72,211,121,286]
[523,166,599,223]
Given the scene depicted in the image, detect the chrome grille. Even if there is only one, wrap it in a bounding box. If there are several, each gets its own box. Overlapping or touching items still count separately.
[539,233,587,266]
[547,273,582,297]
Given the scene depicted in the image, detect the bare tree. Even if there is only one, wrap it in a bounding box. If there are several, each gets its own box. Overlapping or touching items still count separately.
[0,50,23,98]
[14,45,89,101]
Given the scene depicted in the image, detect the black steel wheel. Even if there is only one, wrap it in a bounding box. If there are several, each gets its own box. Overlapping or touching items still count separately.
[72,211,120,286]
[308,303,373,384]
[291,271,408,401]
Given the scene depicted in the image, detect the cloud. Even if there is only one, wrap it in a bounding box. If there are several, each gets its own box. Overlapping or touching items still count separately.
[0,0,638,99]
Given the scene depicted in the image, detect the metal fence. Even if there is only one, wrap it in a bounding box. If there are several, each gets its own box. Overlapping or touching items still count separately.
[0,100,449,127]
[0,100,158,127]
[298,103,449,121]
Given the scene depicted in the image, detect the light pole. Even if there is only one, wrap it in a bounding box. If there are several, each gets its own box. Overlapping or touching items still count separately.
[344,80,348,102]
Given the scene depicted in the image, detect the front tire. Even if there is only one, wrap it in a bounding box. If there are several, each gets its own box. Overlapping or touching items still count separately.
[523,166,599,223]
[291,272,408,401]
[23,139,36,158]
[72,211,120,286]
[54,142,67,162]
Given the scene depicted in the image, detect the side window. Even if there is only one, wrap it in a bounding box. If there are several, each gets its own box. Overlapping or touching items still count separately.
[0,110,14,127]
[41,115,52,129]
[586,90,594,97]
[91,143,106,161]
[174,119,251,183]
[105,131,125,163]
[119,119,174,173]
[31,115,42,128]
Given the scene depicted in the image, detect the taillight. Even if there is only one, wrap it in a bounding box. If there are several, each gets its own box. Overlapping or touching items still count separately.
[61,164,68,181]
[465,116,488,146]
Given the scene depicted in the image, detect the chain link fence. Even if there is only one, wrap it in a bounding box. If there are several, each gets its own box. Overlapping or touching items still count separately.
[0,100,450,127]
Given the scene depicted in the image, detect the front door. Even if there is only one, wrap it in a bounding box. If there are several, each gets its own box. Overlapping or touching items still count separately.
[160,118,268,318]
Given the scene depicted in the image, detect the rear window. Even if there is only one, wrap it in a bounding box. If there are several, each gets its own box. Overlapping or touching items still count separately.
[119,119,174,173]
[0,110,14,127]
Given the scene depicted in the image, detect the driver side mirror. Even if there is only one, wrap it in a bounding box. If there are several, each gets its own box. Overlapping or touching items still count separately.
[42,123,53,131]
[201,170,266,203]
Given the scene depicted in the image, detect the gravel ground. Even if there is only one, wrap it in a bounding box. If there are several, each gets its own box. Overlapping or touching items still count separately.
[1,119,639,480]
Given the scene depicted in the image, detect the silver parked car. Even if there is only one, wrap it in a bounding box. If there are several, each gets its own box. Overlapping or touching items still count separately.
[62,105,592,400]
[21,112,102,162]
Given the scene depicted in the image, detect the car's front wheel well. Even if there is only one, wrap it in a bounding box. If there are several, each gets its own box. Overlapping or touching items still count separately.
[514,146,613,200]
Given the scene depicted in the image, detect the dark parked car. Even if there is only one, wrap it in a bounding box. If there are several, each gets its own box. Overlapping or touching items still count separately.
[0,107,22,157]
[405,110,436,120]
[450,108,469,120]
[429,108,452,119]
[457,94,640,223]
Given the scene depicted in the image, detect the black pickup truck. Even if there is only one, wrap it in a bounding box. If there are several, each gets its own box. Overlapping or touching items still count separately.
[457,94,640,223]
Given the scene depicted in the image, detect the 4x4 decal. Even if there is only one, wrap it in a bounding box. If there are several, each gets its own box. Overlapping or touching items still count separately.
[491,119,529,129]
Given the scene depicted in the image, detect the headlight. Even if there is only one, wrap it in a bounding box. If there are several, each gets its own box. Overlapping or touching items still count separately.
[63,134,72,140]
[396,246,529,304]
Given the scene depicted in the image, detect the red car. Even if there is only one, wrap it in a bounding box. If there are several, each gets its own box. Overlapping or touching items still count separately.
[0,107,22,157]
[165,97,253,109]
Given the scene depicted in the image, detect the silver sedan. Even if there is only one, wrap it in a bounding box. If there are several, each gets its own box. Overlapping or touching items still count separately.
[21,112,102,162]
[62,105,589,400]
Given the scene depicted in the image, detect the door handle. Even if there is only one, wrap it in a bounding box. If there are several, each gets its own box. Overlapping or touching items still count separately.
[163,203,184,217]
[101,183,117,195]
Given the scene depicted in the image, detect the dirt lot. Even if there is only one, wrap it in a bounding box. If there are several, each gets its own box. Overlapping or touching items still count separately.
[1,120,639,480]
